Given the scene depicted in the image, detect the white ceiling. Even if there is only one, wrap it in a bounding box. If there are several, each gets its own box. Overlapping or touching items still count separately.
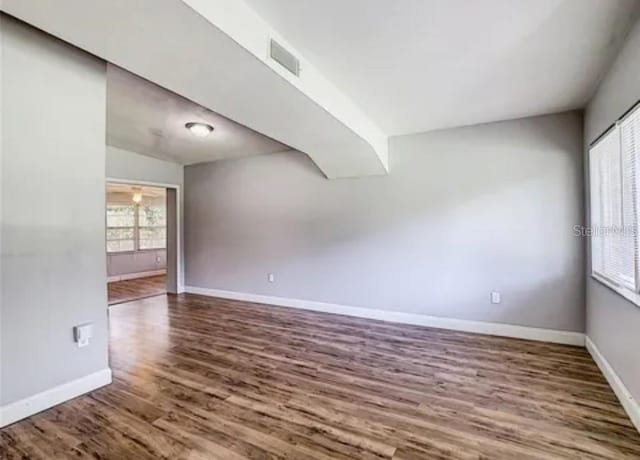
[5,0,390,178]
[106,183,166,206]
[106,65,289,165]
[244,0,640,136]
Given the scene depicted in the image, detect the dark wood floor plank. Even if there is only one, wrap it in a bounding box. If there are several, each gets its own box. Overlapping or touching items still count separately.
[107,274,166,305]
[1,293,639,459]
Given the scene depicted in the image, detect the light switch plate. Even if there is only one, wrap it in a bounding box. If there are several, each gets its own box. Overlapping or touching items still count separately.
[73,323,93,348]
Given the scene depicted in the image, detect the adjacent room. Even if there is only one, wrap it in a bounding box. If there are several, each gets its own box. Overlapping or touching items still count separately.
[2,1,640,459]
[106,183,168,305]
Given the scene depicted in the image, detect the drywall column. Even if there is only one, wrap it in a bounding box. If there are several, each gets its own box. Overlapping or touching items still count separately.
[1,16,110,425]
[0,9,4,420]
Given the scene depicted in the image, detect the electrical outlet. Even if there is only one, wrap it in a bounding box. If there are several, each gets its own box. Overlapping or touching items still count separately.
[268,273,275,283]
[491,291,501,304]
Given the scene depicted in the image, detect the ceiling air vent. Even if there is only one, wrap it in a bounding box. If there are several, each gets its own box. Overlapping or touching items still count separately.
[270,39,300,77]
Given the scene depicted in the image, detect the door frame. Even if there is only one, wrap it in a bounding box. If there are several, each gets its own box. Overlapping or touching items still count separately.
[106,177,183,293]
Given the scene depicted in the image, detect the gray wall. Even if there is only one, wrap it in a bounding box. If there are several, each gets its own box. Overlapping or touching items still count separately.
[585,18,640,404]
[107,250,166,279]
[1,17,109,405]
[106,145,183,186]
[185,111,585,332]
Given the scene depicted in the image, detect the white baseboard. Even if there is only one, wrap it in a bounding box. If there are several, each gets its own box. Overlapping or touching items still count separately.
[586,337,640,433]
[0,368,112,428]
[184,286,585,346]
[107,269,166,283]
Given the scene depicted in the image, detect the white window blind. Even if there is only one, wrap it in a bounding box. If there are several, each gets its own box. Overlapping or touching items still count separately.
[138,204,167,250]
[106,195,167,253]
[106,204,136,253]
[590,103,640,297]
[620,107,639,289]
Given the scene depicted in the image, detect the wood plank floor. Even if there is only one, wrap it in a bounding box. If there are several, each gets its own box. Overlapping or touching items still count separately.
[107,274,166,305]
[2,294,640,459]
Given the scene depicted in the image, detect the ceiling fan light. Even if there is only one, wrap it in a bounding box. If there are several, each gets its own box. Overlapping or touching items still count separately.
[132,188,143,204]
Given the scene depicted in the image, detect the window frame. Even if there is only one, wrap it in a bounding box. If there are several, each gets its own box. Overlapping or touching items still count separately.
[589,100,640,307]
[106,199,167,254]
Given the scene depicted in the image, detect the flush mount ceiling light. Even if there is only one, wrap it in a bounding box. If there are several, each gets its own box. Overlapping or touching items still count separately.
[185,122,214,137]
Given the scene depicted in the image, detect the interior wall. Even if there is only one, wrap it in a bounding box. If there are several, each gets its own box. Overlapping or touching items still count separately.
[106,145,184,185]
[106,145,184,289]
[185,111,585,332]
[1,16,109,406]
[584,17,640,404]
[107,250,166,279]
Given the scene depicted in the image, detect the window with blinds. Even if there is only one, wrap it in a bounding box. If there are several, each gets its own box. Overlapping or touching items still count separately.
[589,103,640,301]
[138,204,167,250]
[106,204,136,253]
[106,193,167,253]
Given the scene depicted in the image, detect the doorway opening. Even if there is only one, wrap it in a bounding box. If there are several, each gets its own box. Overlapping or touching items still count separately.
[105,182,178,305]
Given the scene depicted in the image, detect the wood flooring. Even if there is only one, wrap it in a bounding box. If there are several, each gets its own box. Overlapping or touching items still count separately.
[2,293,639,459]
[107,274,166,305]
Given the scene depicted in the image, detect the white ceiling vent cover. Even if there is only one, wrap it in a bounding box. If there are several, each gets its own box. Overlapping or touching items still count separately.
[270,39,300,77]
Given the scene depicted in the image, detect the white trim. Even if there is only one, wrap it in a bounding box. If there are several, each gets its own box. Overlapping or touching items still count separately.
[107,269,167,283]
[106,178,183,292]
[592,273,640,308]
[586,337,640,433]
[106,177,180,189]
[184,286,585,346]
[0,368,112,428]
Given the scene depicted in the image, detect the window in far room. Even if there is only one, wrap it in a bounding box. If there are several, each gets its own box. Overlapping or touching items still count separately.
[106,204,135,253]
[138,203,167,250]
[106,184,166,253]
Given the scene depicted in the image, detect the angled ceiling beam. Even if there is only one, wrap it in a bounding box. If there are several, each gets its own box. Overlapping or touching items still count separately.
[1,0,388,178]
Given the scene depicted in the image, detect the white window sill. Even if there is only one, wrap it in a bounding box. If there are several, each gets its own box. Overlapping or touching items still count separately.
[592,273,640,307]
[107,248,166,255]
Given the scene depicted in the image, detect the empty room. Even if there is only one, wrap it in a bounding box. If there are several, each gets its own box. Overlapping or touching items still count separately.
[1,1,640,459]
[106,183,169,305]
